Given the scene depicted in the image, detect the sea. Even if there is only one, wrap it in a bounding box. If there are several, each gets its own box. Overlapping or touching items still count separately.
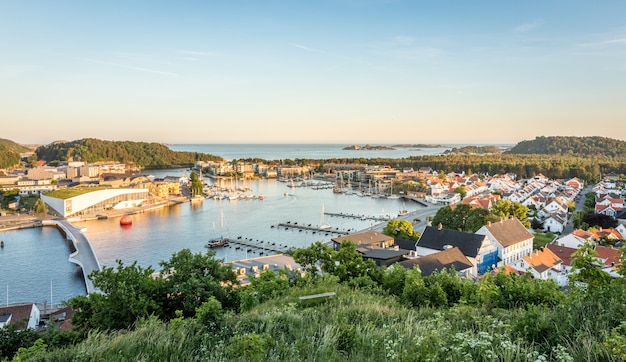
[0,144,454,305]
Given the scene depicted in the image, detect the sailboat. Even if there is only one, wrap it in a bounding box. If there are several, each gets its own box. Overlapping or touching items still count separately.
[206,210,229,248]
[319,204,332,230]
[333,173,344,193]
[387,180,400,199]
[398,203,409,217]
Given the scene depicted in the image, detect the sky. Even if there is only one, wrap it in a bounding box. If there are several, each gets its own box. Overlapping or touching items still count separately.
[1,1,625,145]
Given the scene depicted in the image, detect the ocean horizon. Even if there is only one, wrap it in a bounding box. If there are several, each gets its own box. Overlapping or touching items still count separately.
[168,143,514,161]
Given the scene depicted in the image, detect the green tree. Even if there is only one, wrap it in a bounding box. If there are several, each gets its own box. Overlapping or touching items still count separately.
[569,242,610,288]
[189,171,203,197]
[195,296,224,331]
[489,200,530,227]
[381,264,407,296]
[33,198,47,214]
[454,186,467,199]
[70,260,167,331]
[383,219,420,240]
[159,249,240,318]
[292,241,333,279]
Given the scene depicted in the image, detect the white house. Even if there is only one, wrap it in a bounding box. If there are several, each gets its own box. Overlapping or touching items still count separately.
[543,213,567,233]
[476,218,534,267]
[513,247,567,286]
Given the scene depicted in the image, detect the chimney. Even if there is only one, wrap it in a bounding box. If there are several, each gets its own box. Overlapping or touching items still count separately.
[487,221,491,226]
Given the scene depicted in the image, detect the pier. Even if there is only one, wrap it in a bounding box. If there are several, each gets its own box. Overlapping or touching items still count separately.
[219,237,290,254]
[44,220,101,294]
[276,222,350,235]
[323,212,390,222]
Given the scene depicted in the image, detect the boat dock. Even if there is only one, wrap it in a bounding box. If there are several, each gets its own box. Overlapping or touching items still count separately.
[324,212,390,222]
[220,237,289,254]
[44,219,101,294]
[275,221,350,235]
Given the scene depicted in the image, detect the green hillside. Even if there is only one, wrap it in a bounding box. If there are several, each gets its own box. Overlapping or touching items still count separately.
[0,138,30,168]
[35,138,224,168]
[3,243,625,361]
[507,136,626,157]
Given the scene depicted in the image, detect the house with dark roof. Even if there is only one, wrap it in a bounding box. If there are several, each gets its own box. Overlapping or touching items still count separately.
[332,230,411,266]
[399,247,473,277]
[476,218,533,267]
[416,225,498,276]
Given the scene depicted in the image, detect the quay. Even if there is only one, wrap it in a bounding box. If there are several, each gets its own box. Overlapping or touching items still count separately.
[43,219,101,294]
[276,222,350,235]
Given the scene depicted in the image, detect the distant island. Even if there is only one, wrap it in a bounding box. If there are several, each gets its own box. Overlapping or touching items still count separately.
[343,144,395,150]
[392,144,449,148]
[444,145,503,155]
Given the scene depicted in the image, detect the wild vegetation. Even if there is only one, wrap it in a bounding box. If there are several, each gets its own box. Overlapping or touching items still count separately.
[431,200,530,233]
[3,241,626,361]
[0,138,30,169]
[34,139,224,168]
[444,145,502,154]
[508,136,626,158]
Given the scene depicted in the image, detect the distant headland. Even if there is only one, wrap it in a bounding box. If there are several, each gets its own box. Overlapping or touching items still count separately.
[342,144,396,150]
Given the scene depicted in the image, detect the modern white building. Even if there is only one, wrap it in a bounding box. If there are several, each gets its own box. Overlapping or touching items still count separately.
[41,188,149,217]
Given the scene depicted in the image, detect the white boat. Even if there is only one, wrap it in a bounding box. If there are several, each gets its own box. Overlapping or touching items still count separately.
[319,204,332,230]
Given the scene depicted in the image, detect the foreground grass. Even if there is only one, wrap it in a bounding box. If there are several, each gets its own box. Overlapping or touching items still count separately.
[18,281,620,362]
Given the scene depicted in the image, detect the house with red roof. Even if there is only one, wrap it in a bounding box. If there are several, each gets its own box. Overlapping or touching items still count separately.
[513,247,567,286]
[0,304,40,330]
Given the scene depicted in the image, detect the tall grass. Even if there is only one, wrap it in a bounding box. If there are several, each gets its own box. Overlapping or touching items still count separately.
[17,282,623,361]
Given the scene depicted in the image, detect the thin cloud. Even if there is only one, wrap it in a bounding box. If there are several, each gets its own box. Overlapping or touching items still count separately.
[290,43,318,52]
[392,35,415,45]
[83,58,179,77]
[514,20,544,33]
[578,38,626,47]
[174,49,224,58]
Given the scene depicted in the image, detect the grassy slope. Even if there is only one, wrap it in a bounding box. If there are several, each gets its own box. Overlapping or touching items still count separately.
[34,283,596,362]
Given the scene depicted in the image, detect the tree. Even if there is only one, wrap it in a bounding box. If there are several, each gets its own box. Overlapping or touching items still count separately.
[292,241,333,279]
[33,198,47,214]
[569,242,610,288]
[159,249,240,318]
[489,200,530,227]
[69,260,167,331]
[383,219,420,240]
[454,186,467,199]
[189,171,203,197]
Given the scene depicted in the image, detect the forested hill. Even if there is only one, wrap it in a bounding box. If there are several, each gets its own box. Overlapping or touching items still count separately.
[35,138,224,168]
[507,136,626,157]
[0,138,31,168]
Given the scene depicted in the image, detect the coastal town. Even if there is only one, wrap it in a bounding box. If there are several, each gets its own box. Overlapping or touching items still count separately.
[1,148,626,361]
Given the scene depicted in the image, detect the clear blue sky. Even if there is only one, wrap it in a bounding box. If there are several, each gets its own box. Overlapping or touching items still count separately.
[1,1,625,145]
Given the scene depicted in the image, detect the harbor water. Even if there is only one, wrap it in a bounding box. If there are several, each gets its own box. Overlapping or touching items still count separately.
[0,143,453,305]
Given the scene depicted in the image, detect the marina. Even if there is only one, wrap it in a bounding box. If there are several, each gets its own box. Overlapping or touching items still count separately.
[1,168,443,305]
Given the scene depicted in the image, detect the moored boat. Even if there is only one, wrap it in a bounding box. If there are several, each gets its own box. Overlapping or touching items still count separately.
[206,236,228,248]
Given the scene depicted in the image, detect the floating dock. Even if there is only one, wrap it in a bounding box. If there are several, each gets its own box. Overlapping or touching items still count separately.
[275,222,350,235]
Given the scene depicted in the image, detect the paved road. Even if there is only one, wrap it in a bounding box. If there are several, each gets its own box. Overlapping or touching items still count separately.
[562,184,593,235]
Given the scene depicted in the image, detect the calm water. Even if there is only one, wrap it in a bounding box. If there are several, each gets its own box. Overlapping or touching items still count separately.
[0,227,85,306]
[169,143,452,161]
[1,170,418,304]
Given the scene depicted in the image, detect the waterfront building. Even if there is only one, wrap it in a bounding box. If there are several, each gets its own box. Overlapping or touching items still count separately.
[41,188,149,217]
